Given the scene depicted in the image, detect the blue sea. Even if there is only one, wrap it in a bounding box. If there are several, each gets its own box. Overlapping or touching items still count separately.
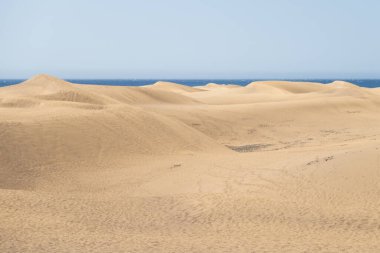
[1,79,380,88]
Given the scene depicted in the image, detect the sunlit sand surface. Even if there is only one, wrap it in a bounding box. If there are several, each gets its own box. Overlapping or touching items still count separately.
[1,74,380,252]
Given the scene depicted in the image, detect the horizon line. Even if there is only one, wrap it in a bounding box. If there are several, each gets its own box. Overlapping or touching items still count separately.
[2,77,380,80]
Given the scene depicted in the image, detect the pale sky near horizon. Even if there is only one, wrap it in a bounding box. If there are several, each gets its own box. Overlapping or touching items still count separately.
[1,0,379,79]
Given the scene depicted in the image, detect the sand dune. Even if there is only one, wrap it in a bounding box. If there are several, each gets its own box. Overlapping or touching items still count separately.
[197,83,242,90]
[247,80,328,93]
[1,75,380,252]
[0,75,227,191]
[145,81,204,93]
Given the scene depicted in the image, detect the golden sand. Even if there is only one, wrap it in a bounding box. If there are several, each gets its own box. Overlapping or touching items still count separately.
[1,74,380,252]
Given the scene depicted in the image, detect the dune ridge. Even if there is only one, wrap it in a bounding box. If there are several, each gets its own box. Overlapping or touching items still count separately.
[1,75,380,252]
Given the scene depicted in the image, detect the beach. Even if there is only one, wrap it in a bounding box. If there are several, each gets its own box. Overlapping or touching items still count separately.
[1,74,380,252]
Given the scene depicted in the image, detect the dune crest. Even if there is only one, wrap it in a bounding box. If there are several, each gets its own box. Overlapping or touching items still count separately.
[147,81,204,93]
[201,83,241,90]
[246,80,328,93]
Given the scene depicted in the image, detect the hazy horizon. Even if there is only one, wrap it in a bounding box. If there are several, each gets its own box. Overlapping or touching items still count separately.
[3,75,380,80]
[1,0,380,79]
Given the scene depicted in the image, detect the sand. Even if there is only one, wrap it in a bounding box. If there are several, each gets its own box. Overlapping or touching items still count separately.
[1,74,380,252]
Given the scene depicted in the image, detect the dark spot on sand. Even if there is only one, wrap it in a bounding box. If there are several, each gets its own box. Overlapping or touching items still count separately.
[226,144,272,153]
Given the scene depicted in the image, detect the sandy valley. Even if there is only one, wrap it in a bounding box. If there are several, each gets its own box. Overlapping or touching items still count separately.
[1,74,380,252]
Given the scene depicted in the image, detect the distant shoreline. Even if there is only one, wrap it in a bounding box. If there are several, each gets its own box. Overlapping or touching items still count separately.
[2,78,380,88]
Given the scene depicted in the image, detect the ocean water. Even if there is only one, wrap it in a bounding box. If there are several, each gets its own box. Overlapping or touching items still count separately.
[1,79,380,88]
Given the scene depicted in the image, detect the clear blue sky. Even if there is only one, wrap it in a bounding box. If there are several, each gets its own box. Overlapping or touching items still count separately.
[1,0,379,79]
